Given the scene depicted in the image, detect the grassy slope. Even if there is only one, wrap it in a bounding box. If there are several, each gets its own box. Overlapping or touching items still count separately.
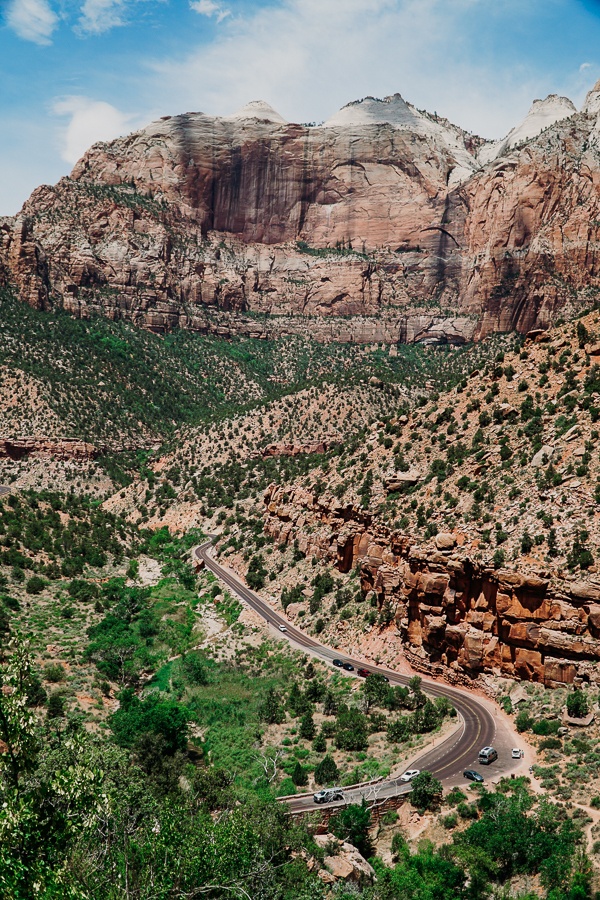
[0,289,512,448]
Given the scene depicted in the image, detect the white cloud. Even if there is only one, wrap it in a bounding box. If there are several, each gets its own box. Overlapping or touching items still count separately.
[5,0,58,45]
[52,96,141,163]
[150,0,543,139]
[580,62,592,72]
[190,0,230,22]
[76,0,126,34]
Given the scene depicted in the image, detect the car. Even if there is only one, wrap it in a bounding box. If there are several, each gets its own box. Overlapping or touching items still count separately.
[313,788,344,804]
[367,673,390,683]
[278,624,288,632]
[332,659,344,668]
[511,748,524,759]
[357,668,370,677]
[342,662,354,671]
[399,769,420,783]
[478,746,498,765]
[463,770,484,783]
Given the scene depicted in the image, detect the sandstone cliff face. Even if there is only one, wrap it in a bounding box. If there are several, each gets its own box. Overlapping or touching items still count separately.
[3,87,600,342]
[263,484,600,687]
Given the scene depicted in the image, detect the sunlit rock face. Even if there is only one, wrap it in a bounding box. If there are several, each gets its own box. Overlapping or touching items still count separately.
[2,88,600,343]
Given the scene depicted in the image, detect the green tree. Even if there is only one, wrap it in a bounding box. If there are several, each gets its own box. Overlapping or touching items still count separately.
[291,761,308,787]
[299,710,316,740]
[312,731,327,753]
[363,673,391,710]
[25,575,46,595]
[566,690,590,719]
[330,800,373,858]
[516,710,533,732]
[109,690,190,754]
[181,651,209,685]
[0,640,39,789]
[410,771,443,811]
[247,554,267,590]
[47,691,66,719]
[335,706,368,751]
[259,687,285,724]
[314,755,339,786]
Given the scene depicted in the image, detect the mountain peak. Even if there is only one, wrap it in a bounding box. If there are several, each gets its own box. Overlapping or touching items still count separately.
[323,93,416,128]
[227,100,287,124]
[479,93,576,164]
[583,78,600,116]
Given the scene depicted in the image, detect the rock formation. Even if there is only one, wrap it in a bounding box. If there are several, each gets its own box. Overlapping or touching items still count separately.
[263,483,600,687]
[2,86,600,342]
[0,438,98,460]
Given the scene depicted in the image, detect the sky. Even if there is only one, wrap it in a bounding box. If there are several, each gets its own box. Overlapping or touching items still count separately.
[1,0,600,214]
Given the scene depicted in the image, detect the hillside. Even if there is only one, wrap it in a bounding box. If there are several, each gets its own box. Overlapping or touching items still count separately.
[99,307,600,692]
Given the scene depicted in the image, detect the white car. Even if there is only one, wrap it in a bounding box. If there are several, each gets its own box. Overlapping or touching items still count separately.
[399,769,421,783]
[278,624,288,632]
[511,748,524,759]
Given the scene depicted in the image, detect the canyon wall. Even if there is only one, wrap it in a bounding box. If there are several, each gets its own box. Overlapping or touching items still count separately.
[263,484,600,687]
[2,86,600,343]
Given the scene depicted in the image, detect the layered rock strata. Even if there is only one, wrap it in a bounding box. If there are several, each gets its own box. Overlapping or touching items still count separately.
[264,484,600,687]
[3,85,600,343]
[0,438,98,460]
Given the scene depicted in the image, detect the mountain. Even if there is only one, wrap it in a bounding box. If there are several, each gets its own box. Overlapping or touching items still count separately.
[1,84,600,344]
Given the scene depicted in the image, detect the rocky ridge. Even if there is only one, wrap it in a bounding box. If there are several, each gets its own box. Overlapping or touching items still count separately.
[254,310,600,687]
[3,84,600,342]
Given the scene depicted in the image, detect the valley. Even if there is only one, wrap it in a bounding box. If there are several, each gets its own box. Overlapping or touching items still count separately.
[4,77,600,899]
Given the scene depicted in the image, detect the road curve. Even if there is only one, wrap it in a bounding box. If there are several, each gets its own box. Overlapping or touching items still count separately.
[195,539,519,811]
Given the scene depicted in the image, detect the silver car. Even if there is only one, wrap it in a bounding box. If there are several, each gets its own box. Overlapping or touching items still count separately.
[313,788,344,804]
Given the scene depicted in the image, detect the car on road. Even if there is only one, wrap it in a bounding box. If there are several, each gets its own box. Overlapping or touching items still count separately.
[399,769,420,783]
[367,673,389,683]
[463,770,484,783]
[313,788,344,804]
[278,624,288,632]
[332,659,344,668]
[357,668,370,677]
[342,662,354,671]
[478,746,498,765]
[511,748,524,759]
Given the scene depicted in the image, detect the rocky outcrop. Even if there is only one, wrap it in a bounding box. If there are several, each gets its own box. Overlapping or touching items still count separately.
[263,484,600,687]
[254,439,340,458]
[3,87,600,342]
[0,438,98,460]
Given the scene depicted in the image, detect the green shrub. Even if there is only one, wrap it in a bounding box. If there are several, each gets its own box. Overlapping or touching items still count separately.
[515,710,533,733]
[43,663,66,683]
[313,755,339,786]
[566,689,590,719]
[181,651,209,686]
[110,690,190,754]
[312,731,327,753]
[46,691,66,719]
[25,576,46,595]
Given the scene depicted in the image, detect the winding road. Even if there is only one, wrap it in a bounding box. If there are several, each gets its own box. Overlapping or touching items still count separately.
[194,540,522,811]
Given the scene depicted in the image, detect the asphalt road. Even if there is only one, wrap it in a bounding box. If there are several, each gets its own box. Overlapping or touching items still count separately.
[195,539,520,811]
[0,486,11,497]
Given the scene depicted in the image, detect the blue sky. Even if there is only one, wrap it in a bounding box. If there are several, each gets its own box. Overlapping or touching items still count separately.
[1,0,600,214]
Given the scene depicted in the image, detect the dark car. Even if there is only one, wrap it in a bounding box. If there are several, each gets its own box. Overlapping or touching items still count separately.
[342,662,354,671]
[463,769,484,783]
[332,659,344,668]
[357,668,370,677]
[367,673,390,683]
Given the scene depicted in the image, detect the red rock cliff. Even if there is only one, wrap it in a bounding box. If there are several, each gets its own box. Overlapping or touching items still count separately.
[2,88,600,342]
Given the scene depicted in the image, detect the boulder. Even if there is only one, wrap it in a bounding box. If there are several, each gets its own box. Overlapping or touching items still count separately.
[531,445,554,467]
[385,470,421,491]
[435,532,457,551]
